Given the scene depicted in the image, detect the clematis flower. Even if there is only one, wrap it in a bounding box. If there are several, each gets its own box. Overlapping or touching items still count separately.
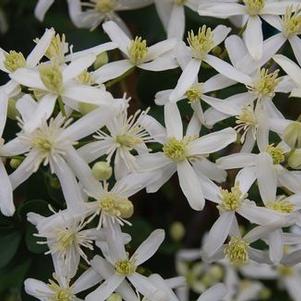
[154,0,200,39]
[86,224,166,301]
[93,21,177,84]
[169,24,231,102]
[77,0,153,33]
[25,266,102,301]
[198,0,298,60]
[136,103,237,211]
[2,94,119,206]
[78,106,155,180]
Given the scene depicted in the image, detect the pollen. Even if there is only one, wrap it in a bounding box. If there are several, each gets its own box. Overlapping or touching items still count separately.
[115,134,142,149]
[243,0,265,15]
[46,34,68,63]
[185,83,204,103]
[128,37,148,65]
[56,229,76,251]
[32,136,53,154]
[187,26,215,60]
[48,279,73,301]
[39,63,63,94]
[95,0,117,13]
[99,193,134,219]
[248,68,280,99]
[174,0,187,5]
[224,236,249,266]
[266,144,285,165]
[115,259,136,276]
[163,137,189,162]
[4,51,26,72]
[267,200,295,213]
[219,185,245,211]
[77,70,94,85]
[282,6,301,37]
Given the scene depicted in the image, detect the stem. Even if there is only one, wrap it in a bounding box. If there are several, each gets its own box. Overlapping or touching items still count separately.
[105,67,135,89]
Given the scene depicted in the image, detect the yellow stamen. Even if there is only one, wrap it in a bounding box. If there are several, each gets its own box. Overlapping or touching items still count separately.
[282,6,301,37]
[219,185,246,211]
[266,144,285,165]
[4,51,26,72]
[163,137,190,162]
[39,63,63,94]
[115,260,136,276]
[243,0,265,15]
[95,0,117,13]
[266,200,294,213]
[224,236,249,266]
[128,37,148,65]
[185,83,204,103]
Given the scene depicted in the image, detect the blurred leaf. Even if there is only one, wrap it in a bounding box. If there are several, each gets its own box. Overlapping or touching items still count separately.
[17,199,50,220]
[25,224,47,255]
[0,229,21,268]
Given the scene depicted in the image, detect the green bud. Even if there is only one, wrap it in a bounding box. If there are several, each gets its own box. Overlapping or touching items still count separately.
[288,149,301,169]
[106,293,122,301]
[7,98,19,120]
[208,265,223,281]
[169,221,185,241]
[259,288,272,299]
[94,52,109,70]
[9,157,23,169]
[92,161,112,180]
[284,121,301,149]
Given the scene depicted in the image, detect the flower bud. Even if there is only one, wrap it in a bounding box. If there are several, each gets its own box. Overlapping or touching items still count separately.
[117,199,134,219]
[169,221,185,242]
[259,288,272,300]
[288,149,301,169]
[106,293,122,301]
[94,52,109,70]
[92,161,112,180]
[9,157,23,169]
[7,98,19,120]
[284,121,301,149]
[208,265,223,281]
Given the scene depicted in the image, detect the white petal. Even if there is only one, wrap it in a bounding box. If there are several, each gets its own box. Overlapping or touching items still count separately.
[24,278,52,297]
[167,5,185,39]
[164,103,183,139]
[131,229,165,266]
[290,35,301,66]
[0,160,14,216]
[10,68,45,90]
[197,283,227,301]
[0,91,8,137]
[73,268,103,294]
[77,140,112,163]
[198,3,246,18]
[212,25,231,47]
[235,166,256,193]
[26,28,55,67]
[140,55,177,71]
[147,39,177,61]
[189,128,237,156]
[34,0,54,21]
[217,154,256,169]
[177,160,205,211]
[268,230,283,264]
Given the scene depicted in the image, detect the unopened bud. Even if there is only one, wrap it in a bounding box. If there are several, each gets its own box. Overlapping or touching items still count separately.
[284,121,301,149]
[259,288,272,299]
[117,199,134,219]
[106,293,122,301]
[208,265,223,281]
[94,52,109,70]
[9,157,23,169]
[92,161,112,180]
[288,149,301,169]
[7,98,19,120]
[169,221,185,241]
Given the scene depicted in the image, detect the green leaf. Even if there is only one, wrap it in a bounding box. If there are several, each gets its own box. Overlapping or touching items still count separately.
[0,229,22,268]
[25,223,48,254]
[17,199,51,220]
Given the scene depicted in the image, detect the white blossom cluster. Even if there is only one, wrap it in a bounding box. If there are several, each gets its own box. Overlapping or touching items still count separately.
[0,0,300,300]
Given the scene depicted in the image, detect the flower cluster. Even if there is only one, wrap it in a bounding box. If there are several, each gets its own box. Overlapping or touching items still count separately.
[1,0,301,300]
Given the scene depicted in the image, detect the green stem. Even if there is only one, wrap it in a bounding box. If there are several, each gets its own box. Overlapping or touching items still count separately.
[105,67,135,88]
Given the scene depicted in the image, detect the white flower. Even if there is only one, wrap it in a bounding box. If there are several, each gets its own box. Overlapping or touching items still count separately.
[3,94,118,208]
[92,21,177,84]
[198,0,298,60]
[25,267,102,301]
[86,224,166,301]
[169,25,231,102]
[78,106,155,179]
[154,0,200,39]
[77,0,152,33]
[197,283,227,301]
[28,209,104,277]
[9,53,116,116]
[137,103,237,211]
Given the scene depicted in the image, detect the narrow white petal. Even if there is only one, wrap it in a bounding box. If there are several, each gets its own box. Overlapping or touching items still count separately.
[164,103,183,139]
[197,283,227,301]
[0,160,14,216]
[34,0,54,21]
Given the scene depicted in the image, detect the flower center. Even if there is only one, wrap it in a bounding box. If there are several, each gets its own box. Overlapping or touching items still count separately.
[56,229,76,251]
[77,70,94,85]
[4,51,26,72]
[219,185,246,211]
[99,193,134,219]
[46,34,68,63]
[243,0,265,15]
[95,0,117,13]
[282,6,301,37]
[32,136,53,154]
[163,138,188,162]
[236,106,257,127]
[39,64,63,94]
[266,200,294,213]
[128,37,148,65]
[185,83,204,103]
[115,259,136,276]
[266,144,285,165]
[224,236,249,266]
[277,265,294,277]
[174,0,187,5]
[115,134,142,149]
[48,279,73,301]
[248,68,280,99]
[187,26,215,60]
